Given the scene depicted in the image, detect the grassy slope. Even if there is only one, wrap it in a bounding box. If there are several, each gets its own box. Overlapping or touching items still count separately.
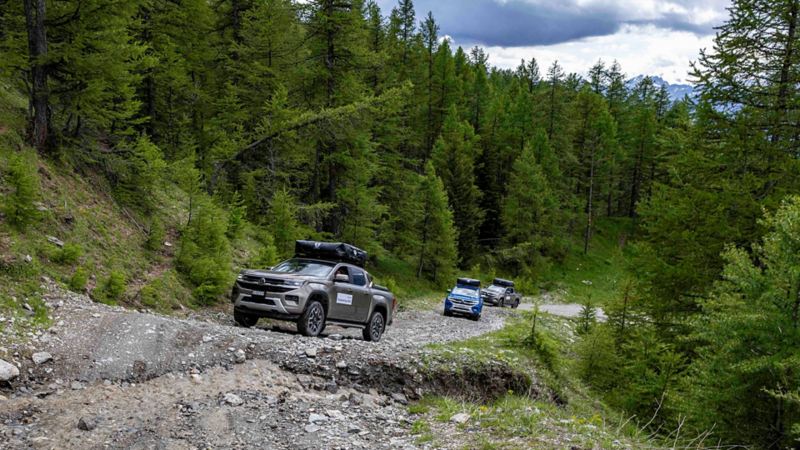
[539,217,634,306]
[408,312,653,449]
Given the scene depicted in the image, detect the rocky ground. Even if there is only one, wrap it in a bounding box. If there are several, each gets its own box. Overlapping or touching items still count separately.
[0,279,521,449]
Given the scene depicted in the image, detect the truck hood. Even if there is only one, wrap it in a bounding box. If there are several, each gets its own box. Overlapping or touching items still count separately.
[239,270,316,282]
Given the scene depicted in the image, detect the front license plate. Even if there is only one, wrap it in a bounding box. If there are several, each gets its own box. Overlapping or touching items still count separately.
[251,291,265,297]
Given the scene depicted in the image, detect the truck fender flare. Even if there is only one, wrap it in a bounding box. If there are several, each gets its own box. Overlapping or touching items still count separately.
[306,290,330,314]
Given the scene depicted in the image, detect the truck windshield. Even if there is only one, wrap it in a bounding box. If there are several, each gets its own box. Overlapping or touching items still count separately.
[271,259,335,277]
[451,287,479,297]
[487,285,505,293]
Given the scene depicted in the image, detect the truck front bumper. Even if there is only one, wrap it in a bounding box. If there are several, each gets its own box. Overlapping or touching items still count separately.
[444,298,483,316]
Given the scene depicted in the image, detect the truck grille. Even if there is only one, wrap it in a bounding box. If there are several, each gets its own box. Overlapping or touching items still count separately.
[238,281,295,293]
[450,297,476,305]
[246,297,276,305]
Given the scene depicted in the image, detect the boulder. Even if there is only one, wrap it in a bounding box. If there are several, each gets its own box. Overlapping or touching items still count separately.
[0,359,19,381]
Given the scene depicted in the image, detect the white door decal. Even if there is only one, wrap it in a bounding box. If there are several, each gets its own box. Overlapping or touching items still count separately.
[336,293,353,305]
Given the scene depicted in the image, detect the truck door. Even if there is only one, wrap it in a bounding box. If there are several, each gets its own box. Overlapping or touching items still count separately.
[330,266,356,321]
[349,268,372,322]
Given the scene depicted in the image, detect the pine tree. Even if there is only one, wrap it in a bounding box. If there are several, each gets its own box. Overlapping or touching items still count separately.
[267,189,301,259]
[432,107,484,267]
[685,196,800,446]
[416,161,457,283]
[501,136,559,252]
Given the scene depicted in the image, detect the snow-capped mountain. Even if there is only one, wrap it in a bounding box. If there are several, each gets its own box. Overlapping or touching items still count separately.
[626,75,695,102]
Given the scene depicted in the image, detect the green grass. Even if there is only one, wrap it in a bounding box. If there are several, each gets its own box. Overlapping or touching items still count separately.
[539,217,634,306]
[408,311,654,449]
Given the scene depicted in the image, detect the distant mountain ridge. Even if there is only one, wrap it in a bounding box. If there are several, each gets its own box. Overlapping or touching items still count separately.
[626,75,695,102]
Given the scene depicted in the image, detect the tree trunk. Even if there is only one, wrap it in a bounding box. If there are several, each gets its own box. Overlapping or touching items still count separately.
[23,0,50,153]
[583,143,596,255]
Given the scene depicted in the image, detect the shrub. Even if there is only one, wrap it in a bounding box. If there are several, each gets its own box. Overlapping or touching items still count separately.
[2,151,40,229]
[249,230,278,269]
[68,267,89,292]
[575,325,620,391]
[145,217,165,251]
[226,191,247,239]
[177,196,231,305]
[95,270,126,304]
[108,136,166,211]
[52,243,82,265]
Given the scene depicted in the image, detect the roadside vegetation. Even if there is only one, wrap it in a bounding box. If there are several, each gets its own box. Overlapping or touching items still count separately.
[410,312,657,449]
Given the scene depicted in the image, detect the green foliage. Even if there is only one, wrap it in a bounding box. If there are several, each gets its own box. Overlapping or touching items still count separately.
[138,270,184,313]
[177,197,231,305]
[576,299,596,335]
[226,192,247,239]
[145,217,166,252]
[267,188,300,258]
[432,107,483,266]
[68,267,89,292]
[415,162,458,284]
[51,243,82,265]
[249,230,279,269]
[1,150,40,229]
[109,136,167,211]
[681,196,800,446]
[575,325,619,391]
[95,270,127,305]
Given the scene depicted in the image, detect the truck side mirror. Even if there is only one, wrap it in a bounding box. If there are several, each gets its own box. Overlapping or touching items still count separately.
[335,273,349,283]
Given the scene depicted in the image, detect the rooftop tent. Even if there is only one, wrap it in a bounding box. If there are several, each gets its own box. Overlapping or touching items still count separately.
[493,278,515,287]
[294,240,368,268]
[456,278,481,288]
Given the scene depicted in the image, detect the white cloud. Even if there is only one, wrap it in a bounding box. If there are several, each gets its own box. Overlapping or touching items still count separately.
[473,24,715,83]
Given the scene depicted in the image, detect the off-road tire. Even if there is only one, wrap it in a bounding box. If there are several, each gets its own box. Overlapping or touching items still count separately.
[499,298,505,308]
[470,313,481,321]
[443,309,453,317]
[298,300,326,337]
[513,299,520,309]
[362,311,386,342]
[234,310,259,328]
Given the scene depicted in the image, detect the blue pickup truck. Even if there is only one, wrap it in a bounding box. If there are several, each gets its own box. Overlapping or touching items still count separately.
[443,278,483,321]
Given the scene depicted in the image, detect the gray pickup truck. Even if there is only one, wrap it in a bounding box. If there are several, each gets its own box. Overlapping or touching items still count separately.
[231,241,396,341]
[481,278,521,308]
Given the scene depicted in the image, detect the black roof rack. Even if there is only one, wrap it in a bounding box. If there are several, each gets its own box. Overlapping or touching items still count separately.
[493,278,515,287]
[456,277,481,287]
[294,240,367,268]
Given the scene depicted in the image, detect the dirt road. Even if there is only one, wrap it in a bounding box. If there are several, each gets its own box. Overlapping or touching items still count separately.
[0,282,513,449]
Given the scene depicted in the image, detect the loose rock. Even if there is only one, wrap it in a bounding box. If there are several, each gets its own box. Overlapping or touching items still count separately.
[224,393,244,406]
[0,359,20,381]
[32,352,53,365]
[77,417,97,431]
[450,413,470,424]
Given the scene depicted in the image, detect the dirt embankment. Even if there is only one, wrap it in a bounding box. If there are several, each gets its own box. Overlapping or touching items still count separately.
[0,282,538,449]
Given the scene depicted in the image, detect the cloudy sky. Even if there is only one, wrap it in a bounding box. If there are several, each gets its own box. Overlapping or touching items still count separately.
[375,0,731,84]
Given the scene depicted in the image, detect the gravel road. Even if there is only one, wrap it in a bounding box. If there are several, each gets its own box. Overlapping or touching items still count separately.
[519,301,607,321]
[0,281,513,449]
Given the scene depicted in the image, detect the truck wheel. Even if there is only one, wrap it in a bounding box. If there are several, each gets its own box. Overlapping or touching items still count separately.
[471,313,481,321]
[234,310,259,328]
[443,309,453,317]
[513,300,519,309]
[298,300,326,337]
[362,311,385,342]
[499,298,505,308]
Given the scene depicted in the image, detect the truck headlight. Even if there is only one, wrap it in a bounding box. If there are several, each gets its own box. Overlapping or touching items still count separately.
[284,280,304,287]
[236,272,245,280]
